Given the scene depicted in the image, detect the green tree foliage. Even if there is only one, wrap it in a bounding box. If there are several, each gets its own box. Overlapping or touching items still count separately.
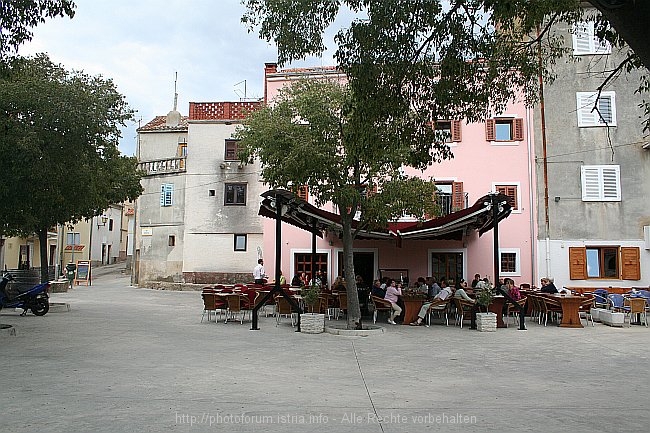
[0,54,143,281]
[243,1,648,125]
[235,79,444,328]
[0,0,76,62]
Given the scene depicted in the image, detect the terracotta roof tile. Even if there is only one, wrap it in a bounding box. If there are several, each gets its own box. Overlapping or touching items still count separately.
[138,115,189,132]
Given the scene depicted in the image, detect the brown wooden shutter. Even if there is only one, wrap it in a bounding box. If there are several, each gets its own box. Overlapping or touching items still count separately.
[451,120,462,142]
[496,185,518,210]
[485,119,495,141]
[514,118,524,141]
[621,247,641,280]
[295,185,308,202]
[569,247,587,280]
[452,182,464,211]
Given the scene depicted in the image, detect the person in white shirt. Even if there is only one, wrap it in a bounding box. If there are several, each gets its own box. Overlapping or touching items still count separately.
[253,259,266,284]
[410,285,453,326]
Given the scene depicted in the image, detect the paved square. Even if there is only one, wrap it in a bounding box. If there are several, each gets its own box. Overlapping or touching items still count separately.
[2,271,649,432]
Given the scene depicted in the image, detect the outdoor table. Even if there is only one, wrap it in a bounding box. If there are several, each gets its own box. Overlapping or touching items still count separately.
[547,294,584,328]
[400,295,425,325]
[487,295,507,328]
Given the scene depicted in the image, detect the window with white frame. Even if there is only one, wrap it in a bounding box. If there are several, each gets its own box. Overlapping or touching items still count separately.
[572,21,611,55]
[234,234,247,251]
[499,249,520,276]
[66,232,81,245]
[494,184,520,212]
[581,165,621,201]
[160,183,174,207]
[576,91,616,127]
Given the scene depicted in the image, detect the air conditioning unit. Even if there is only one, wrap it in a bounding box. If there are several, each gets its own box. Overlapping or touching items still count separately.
[219,162,231,170]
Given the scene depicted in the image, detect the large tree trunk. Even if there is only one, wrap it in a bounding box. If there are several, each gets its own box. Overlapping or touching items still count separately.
[590,1,650,72]
[37,227,49,283]
[341,217,362,329]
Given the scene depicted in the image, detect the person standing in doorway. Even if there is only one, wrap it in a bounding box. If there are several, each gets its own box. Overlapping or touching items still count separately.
[253,259,266,285]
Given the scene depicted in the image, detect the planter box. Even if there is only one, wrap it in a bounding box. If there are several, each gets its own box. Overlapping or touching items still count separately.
[476,312,497,332]
[600,310,625,327]
[590,308,608,323]
[300,313,325,334]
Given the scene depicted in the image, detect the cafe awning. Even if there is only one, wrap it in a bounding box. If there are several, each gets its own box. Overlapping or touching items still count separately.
[258,189,512,242]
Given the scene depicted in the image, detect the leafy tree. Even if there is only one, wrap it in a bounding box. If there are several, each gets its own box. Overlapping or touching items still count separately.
[0,0,76,62]
[235,79,446,329]
[0,54,143,282]
[243,1,648,125]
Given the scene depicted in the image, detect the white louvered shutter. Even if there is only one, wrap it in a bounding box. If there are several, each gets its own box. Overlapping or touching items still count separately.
[581,166,620,201]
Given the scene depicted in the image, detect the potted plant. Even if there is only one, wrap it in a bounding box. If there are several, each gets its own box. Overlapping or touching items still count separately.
[299,283,325,333]
[475,282,497,331]
[302,283,321,313]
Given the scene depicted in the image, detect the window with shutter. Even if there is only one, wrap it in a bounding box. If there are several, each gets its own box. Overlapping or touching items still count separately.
[433,120,462,143]
[451,120,462,142]
[295,185,308,202]
[495,184,519,211]
[581,165,621,201]
[160,184,173,207]
[452,181,464,211]
[485,118,524,142]
[569,247,587,280]
[225,139,239,161]
[572,21,611,55]
[576,92,616,127]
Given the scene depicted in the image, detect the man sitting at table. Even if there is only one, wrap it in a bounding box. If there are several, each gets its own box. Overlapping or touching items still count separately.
[409,283,453,326]
[539,277,558,294]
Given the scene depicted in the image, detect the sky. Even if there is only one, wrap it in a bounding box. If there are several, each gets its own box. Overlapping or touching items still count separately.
[18,0,347,156]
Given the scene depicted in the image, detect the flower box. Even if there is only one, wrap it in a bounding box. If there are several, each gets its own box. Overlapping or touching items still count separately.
[300,313,325,334]
[476,312,497,332]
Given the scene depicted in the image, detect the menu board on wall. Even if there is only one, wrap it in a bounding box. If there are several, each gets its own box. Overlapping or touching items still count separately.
[75,260,91,286]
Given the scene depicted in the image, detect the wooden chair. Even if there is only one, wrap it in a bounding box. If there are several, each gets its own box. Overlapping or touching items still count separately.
[224,294,247,324]
[453,298,475,328]
[506,296,528,327]
[625,297,648,327]
[425,297,451,326]
[336,292,348,320]
[578,295,595,326]
[370,295,392,324]
[275,296,298,327]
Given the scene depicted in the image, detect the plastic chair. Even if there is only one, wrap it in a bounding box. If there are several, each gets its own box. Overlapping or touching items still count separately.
[592,289,609,309]
[578,295,595,326]
[625,297,648,327]
[608,294,626,312]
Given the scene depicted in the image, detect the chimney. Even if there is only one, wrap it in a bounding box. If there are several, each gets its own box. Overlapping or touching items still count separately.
[264,62,278,104]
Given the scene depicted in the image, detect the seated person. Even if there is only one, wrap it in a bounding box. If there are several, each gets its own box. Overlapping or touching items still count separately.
[453,281,476,303]
[501,278,521,300]
[539,277,558,294]
[291,274,302,287]
[427,277,442,299]
[371,279,386,298]
[415,276,428,294]
[470,273,482,289]
[410,284,453,326]
[384,279,402,325]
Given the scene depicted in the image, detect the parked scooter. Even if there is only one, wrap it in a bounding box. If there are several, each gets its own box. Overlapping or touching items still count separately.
[0,272,50,316]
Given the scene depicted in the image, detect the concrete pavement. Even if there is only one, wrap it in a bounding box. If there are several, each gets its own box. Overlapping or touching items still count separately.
[1,270,649,432]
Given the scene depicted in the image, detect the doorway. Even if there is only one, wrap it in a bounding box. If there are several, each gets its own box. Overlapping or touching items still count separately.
[337,251,375,289]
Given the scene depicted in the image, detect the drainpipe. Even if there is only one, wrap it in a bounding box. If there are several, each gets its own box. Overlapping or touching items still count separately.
[537,25,552,280]
[525,107,537,283]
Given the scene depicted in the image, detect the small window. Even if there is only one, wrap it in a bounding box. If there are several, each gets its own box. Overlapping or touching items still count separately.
[66,232,81,245]
[495,184,519,211]
[576,92,616,127]
[225,139,240,161]
[586,247,617,278]
[234,234,247,251]
[209,189,215,197]
[177,143,187,157]
[433,120,462,142]
[160,183,174,207]
[168,235,176,247]
[572,21,611,56]
[225,183,246,205]
[581,165,621,201]
[499,249,520,276]
[108,219,114,232]
[485,118,524,142]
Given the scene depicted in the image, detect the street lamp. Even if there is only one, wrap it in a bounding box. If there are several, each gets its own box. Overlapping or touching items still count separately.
[97,215,108,228]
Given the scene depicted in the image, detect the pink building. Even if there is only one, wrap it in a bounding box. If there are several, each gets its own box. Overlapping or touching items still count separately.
[262,63,538,289]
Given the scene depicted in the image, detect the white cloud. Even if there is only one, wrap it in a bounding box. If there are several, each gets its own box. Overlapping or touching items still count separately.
[18,0,352,156]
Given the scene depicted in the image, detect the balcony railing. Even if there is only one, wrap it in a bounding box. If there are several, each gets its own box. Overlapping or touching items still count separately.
[436,193,469,217]
[139,157,186,176]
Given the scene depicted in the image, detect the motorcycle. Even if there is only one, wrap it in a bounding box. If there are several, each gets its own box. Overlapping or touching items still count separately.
[0,272,50,316]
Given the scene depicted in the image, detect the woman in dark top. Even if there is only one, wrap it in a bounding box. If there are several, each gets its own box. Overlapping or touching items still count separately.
[539,277,558,294]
